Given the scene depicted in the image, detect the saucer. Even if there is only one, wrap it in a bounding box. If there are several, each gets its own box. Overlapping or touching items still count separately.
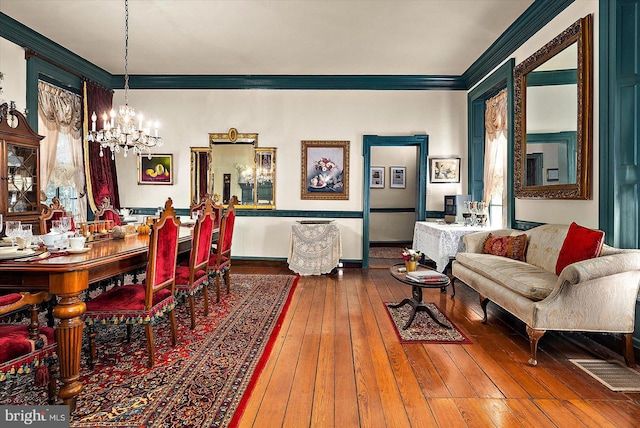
[67,247,90,254]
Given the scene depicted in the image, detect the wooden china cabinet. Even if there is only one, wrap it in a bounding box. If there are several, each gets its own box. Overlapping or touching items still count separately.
[0,103,44,232]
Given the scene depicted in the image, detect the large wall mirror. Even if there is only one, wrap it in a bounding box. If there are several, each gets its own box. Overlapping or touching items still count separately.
[208,128,276,209]
[514,15,593,199]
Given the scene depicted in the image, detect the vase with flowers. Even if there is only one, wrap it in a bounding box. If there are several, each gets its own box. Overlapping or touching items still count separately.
[402,248,422,272]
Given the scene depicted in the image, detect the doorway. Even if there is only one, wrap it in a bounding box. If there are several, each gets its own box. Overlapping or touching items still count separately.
[362,135,428,268]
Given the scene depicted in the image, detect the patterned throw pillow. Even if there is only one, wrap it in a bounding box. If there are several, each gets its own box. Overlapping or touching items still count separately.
[555,222,605,275]
[481,233,528,261]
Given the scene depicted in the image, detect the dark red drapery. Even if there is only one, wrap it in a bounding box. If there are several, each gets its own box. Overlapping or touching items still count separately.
[83,81,120,210]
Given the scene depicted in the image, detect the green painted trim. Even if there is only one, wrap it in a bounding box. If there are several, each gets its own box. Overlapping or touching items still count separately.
[426,211,445,219]
[370,208,415,213]
[113,74,466,90]
[467,59,514,228]
[598,0,614,245]
[463,0,575,88]
[25,56,82,130]
[526,131,577,182]
[362,135,428,268]
[129,208,363,219]
[528,69,577,86]
[0,12,112,88]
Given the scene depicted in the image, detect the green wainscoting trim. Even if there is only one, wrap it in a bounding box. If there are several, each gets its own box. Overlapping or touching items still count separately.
[129,208,363,219]
[0,13,112,88]
[371,208,415,213]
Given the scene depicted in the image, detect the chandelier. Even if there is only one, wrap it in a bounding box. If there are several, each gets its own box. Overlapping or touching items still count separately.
[86,0,162,160]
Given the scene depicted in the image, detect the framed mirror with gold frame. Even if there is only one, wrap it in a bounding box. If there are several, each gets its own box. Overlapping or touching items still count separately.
[513,15,593,199]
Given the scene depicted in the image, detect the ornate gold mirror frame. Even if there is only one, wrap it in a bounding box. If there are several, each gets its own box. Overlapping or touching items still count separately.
[514,15,593,199]
[208,128,276,209]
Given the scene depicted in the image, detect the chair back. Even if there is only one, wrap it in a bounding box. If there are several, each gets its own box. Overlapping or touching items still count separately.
[189,195,208,218]
[94,196,122,226]
[145,198,181,309]
[39,197,75,233]
[190,199,216,273]
[216,196,237,262]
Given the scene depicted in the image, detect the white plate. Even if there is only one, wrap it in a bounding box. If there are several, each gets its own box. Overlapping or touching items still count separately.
[0,246,19,254]
[67,247,91,254]
[0,248,36,260]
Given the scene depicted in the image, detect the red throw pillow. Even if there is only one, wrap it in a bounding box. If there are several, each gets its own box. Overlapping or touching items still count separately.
[481,233,528,261]
[555,222,605,275]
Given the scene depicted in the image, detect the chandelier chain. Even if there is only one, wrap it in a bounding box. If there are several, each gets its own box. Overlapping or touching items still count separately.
[124,0,130,105]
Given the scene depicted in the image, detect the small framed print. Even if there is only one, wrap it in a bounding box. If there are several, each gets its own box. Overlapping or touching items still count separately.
[390,166,406,188]
[547,168,559,182]
[138,154,173,185]
[429,157,461,183]
[370,166,385,188]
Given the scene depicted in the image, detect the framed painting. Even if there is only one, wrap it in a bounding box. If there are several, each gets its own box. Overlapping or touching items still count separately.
[138,154,173,185]
[546,168,559,182]
[429,157,461,183]
[390,166,406,188]
[370,166,385,188]
[301,140,349,200]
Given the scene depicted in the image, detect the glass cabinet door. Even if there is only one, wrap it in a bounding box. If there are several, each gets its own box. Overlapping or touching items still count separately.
[6,143,39,213]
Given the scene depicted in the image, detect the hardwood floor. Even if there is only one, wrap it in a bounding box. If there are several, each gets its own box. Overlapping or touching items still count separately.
[235,265,640,427]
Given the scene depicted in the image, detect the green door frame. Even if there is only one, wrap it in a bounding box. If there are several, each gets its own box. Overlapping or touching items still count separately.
[362,134,428,268]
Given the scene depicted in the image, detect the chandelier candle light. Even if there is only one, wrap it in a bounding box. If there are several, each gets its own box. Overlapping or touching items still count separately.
[86,0,162,160]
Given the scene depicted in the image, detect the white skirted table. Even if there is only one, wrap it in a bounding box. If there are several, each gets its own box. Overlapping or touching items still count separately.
[287,221,342,276]
[412,222,492,272]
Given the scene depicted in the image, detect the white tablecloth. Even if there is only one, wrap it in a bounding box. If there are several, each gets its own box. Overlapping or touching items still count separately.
[287,222,342,276]
[412,222,491,272]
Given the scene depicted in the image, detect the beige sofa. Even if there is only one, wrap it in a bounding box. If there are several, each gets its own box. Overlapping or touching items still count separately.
[452,224,640,366]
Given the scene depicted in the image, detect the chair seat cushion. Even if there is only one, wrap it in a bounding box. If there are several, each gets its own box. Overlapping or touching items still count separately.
[209,254,230,271]
[175,266,208,295]
[84,283,176,325]
[0,325,55,364]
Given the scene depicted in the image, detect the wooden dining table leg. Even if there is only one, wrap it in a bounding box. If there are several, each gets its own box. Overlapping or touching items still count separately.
[49,270,88,412]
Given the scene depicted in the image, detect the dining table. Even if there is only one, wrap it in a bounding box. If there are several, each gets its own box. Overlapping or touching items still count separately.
[0,226,196,411]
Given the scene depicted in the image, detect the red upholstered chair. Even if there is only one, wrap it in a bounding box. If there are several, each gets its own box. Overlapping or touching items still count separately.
[94,196,122,227]
[0,291,57,403]
[175,198,216,329]
[84,198,180,368]
[39,197,75,233]
[209,196,237,302]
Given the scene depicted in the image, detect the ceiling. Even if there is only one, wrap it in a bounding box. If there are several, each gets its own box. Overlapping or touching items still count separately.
[0,0,534,76]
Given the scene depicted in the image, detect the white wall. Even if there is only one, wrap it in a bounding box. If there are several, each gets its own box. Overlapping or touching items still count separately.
[0,37,27,111]
[507,0,599,227]
[112,89,467,259]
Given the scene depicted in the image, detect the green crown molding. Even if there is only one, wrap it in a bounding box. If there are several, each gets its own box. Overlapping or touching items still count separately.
[112,74,466,90]
[528,69,577,86]
[0,12,112,88]
[463,0,575,88]
[3,0,569,92]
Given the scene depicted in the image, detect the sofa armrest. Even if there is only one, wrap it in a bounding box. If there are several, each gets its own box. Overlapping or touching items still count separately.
[463,228,514,253]
[534,270,640,332]
[558,251,640,285]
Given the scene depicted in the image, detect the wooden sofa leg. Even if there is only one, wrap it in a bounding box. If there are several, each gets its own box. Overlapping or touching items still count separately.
[623,333,636,368]
[526,326,545,366]
[479,295,490,323]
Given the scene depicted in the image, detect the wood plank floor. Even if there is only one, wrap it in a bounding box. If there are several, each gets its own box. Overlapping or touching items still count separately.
[234,265,640,427]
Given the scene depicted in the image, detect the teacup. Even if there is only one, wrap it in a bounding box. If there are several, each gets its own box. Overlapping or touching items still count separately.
[68,236,87,250]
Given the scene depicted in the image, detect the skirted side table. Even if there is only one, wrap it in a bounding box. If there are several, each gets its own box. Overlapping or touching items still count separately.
[287,221,341,275]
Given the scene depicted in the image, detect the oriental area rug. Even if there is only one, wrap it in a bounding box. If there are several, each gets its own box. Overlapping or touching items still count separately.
[0,274,299,427]
[385,302,471,344]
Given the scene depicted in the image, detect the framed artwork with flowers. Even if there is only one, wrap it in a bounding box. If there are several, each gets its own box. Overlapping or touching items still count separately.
[301,140,350,200]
